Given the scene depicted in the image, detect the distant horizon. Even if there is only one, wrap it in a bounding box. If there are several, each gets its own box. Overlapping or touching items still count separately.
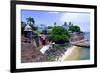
[21,10,90,32]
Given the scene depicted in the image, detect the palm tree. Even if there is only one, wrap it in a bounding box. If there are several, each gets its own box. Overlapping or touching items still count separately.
[26,16,35,26]
[69,22,72,26]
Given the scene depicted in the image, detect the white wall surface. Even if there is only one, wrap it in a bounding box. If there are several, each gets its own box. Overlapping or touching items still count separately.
[0,0,99,73]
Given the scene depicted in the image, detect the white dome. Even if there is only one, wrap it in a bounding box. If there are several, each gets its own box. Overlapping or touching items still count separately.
[24,25,32,31]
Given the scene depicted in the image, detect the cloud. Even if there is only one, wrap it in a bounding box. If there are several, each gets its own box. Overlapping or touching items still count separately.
[60,12,90,32]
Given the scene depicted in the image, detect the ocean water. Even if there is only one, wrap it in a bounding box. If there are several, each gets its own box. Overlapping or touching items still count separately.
[84,32,90,41]
[80,47,90,60]
[79,32,90,60]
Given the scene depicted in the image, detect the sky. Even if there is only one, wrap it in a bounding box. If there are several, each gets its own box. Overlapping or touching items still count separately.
[21,10,90,32]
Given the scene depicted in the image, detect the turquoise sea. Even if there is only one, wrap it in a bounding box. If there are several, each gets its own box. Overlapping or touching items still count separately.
[79,32,90,60]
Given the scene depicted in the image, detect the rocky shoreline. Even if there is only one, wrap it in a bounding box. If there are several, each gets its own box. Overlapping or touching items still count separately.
[45,47,67,61]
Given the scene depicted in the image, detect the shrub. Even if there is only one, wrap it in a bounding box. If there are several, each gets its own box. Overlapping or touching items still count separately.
[51,26,70,44]
[48,26,53,29]
[69,24,81,32]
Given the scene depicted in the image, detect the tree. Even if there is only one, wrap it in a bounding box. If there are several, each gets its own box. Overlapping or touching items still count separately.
[26,16,35,25]
[73,25,80,32]
[48,26,53,29]
[51,26,70,44]
[21,21,26,34]
[68,23,81,32]
[69,22,72,26]
[26,17,37,31]
[42,28,48,35]
[29,24,38,31]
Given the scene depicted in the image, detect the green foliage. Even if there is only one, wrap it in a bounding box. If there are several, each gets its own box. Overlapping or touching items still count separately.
[51,26,70,44]
[55,44,61,49]
[21,21,26,34]
[36,30,42,35]
[26,16,35,25]
[29,24,38,31]
[47,55,56,61]
[69,24,81,32]
[42,29,48,34]
[48,26,53,29]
